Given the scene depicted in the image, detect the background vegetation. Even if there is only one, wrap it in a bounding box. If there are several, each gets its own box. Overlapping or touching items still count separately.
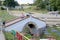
[34,0,60,11]
[0,10,17,22]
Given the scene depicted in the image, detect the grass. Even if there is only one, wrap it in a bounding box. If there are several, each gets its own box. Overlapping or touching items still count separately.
[11,6,48,14]
[46,27,60,40]
[4,32,32,40]
[23,6,48,14]
[4,32,17,40]
[54,26,60,31]
[25,34,32,39]
[0,10,17,22]
[0,10,17,39]
[4,32,14,40]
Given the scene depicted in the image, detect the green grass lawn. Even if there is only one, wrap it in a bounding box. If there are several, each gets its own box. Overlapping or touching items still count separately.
[4,32,14,40]
[23,6,48,14]
[0,10,17,22]
[4,32,17,40]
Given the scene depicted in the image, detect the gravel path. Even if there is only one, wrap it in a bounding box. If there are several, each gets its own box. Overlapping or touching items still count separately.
[0,31,5,40]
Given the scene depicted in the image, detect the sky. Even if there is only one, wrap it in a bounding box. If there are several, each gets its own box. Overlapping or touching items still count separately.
[15,0,34,4]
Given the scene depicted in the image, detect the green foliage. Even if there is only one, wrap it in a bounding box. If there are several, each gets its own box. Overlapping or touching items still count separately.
[4,32,14,40]
[3,0,19,7]
[34,0,47,9]
[0,10,17,21]
[25,34,32,39]
[1,7,6,10]
[34,0,60,11]
[0,1,2,6]
[50,0,57,11]
[47,27,60,40]
[4,32,17,40]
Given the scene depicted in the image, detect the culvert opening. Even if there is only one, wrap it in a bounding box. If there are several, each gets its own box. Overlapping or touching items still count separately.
[28,24,35,28]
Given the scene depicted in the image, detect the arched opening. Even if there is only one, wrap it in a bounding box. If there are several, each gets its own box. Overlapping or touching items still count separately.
[28,24,35,28]
[22,22,37,34]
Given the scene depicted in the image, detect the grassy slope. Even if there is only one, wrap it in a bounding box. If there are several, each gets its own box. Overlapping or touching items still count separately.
[4,32,14,40]
[4,32,18,40]
[47,27,60,40]
[23,6,48,14]
[0,10,17,22]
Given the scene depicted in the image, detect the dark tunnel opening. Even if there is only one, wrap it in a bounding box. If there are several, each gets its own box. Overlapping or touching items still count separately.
[28,24,35,28]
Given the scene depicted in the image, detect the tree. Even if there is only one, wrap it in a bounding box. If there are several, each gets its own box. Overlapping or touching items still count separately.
[34,0,47,9]
[48,0,60,11]
[0,1,2,6]
[34,0,60,11]
[3,0,19,7]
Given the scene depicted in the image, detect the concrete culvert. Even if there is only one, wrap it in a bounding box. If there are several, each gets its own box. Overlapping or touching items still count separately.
[28,24,35,28]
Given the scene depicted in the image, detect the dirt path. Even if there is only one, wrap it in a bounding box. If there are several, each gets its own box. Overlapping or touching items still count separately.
[0,31,5,40]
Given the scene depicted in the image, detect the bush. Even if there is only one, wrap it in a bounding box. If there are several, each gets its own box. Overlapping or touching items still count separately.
[1,7,5,10]
[25,34,32,38]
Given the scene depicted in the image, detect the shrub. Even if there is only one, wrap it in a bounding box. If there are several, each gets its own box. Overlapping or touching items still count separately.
[1,7,5,10]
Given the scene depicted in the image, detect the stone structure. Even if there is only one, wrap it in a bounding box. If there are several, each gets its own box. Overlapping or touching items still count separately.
[5,16,46,36]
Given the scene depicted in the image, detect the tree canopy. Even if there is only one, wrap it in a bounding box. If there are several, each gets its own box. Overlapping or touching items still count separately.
[3,0,19,7]
[50,0,60,11]
[34,0,60,11]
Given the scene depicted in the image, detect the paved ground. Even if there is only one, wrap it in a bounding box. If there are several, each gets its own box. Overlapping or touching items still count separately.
[0,31,5,40]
